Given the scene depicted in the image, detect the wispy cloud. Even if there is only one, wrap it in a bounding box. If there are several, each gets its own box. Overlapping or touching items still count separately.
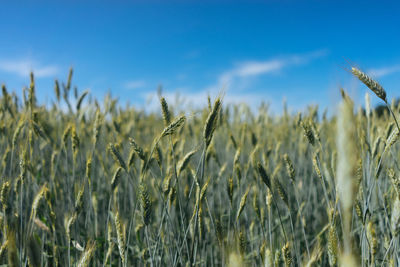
[210,49,328,90]
[0,59,59,78]
[124,80,147,90]
[368,65,400,78]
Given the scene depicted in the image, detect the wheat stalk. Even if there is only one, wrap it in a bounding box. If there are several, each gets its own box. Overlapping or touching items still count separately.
[77,241,96,267]
[204,97,222,147]
[236,187,250,222]
[351,67,386,101]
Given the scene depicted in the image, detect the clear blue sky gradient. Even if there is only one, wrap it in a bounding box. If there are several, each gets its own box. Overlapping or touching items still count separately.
[1,0,399,113]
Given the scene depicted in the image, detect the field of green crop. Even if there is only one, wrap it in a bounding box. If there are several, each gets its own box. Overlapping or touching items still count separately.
[0,67,399,266]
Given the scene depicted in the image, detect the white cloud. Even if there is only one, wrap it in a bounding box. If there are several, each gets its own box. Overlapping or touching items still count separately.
[235,60,284,77]
[368,65,400,78]
[210,49,328,91]
[124,80,146,90]
[0,59,59,78]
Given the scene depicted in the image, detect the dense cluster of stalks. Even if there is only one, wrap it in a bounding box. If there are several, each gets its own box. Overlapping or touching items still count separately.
[0,67,400,266]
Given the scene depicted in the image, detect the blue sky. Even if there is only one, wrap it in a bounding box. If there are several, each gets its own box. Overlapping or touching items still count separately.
[1,0,400,114]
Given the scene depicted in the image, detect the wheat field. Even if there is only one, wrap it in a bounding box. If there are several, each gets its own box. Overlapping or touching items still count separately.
[0,67,399,266]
